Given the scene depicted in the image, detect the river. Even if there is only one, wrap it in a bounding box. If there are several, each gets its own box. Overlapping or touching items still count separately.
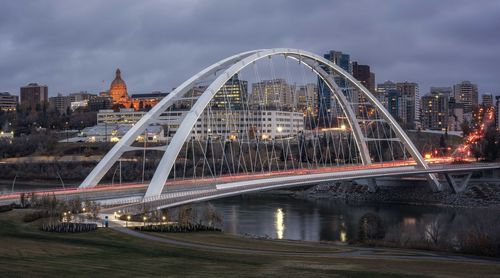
[204,194,495,243]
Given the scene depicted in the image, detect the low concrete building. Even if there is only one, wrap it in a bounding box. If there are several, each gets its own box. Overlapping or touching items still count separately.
[0,92,18,112]
[80,124,166,143]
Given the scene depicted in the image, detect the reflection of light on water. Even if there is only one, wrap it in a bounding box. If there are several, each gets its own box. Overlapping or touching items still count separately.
[275,208,285,239]
[340,231,347,242]
[404,217,416,226]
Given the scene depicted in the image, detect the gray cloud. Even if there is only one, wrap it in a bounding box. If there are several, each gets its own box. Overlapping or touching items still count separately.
[0,0,499,96]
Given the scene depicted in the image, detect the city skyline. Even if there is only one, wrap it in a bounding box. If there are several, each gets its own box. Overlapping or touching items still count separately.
[0,0,499,95]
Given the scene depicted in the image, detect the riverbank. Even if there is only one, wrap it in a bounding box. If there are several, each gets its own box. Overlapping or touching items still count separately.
[1,209,499,277]
[301,182,500,209]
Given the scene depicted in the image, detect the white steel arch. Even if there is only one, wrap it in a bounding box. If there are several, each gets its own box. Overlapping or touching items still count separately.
[79,50,263,189]
[79,48,441,197]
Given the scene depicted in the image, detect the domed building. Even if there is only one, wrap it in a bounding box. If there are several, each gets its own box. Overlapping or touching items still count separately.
[109,68,131,107]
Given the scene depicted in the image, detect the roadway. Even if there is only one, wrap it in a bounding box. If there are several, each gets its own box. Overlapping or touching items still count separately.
[105,162,500,214]
[1,161,498,209]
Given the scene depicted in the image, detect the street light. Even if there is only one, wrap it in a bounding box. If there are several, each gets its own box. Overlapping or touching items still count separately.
[162,216,166,224]
[65,121,69,143]
[126,215,131,227]
[143,216,147,226]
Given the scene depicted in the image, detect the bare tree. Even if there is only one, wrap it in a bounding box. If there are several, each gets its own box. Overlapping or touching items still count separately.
[203,203,222,227]
[424,217,445,246]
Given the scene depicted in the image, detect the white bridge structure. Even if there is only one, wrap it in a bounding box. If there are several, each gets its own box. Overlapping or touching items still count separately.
[72,48,498,213]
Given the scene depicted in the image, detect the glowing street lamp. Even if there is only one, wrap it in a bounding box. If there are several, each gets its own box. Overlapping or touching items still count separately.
[126,215,131,227]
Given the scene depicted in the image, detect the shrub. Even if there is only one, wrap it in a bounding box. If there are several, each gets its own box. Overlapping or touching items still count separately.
[40,223,98,233]
[23,211,49,222]
[358,213,386,243]
[0,204,12,213]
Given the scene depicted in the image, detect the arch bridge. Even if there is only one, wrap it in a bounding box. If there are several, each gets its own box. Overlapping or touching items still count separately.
[77,48,487,212]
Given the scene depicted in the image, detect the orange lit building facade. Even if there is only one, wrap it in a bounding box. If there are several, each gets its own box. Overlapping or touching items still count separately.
[108,68,164,111]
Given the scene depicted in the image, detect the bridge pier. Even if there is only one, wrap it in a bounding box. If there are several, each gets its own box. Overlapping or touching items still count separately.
[367,178,377,193]
[426,176,443,192]
[444,172,472,193]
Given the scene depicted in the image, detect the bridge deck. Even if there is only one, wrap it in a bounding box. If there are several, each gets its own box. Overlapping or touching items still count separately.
[103,162,500,214]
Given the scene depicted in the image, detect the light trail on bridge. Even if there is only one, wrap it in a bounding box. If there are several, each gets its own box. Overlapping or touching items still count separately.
[0,160,418,202]
[0,159,485,206]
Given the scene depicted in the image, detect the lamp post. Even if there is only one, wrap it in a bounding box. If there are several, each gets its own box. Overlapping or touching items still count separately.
[126,215,131,227]
[65,121,69,143]
[162,216,166,225]
[143,216,147,227]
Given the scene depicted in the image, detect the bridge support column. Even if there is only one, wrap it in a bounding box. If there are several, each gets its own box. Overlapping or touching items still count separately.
[426,176,443,192]
[444,172,472,193]
[367,178,377,193]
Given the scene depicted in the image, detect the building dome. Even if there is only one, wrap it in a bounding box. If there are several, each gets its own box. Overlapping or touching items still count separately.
[109,68,129,104]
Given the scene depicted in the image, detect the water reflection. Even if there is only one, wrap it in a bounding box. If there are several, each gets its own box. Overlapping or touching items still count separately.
[340,230,347,242]
[275,208,285,239]
[205,194,494,243]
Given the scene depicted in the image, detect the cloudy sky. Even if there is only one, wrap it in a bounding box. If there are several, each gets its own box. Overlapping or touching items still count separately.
[1,0,499,96]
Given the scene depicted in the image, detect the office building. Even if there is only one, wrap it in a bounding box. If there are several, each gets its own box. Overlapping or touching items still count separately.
[421,91,449,130]
[130,92,168,111]
[0,92,18,112]
[386,89,407,122]
[453,81,478,113]
[49,94,72,113]
[352,62,375,92]
[250,79,294,110]
[318,50,351,126]
[88,96,113,111]
[375,81,397,108]
[448,97,464,131]
[482,94,493,107]
[296,83,318,114]
[212,74,248,110]
[396,81,420,129]
[20,83,48,108]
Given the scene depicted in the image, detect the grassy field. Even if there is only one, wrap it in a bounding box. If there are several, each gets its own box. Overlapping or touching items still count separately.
[0,210,499,277]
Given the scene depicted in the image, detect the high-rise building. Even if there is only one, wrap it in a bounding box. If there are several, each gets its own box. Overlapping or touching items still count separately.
[0,92,18,112]
[421,90,449,130]
[375,81,397,108]
[396,82,420,129]
[49,93,72,113]
[453,81,478,113]
[482,94,493,107]
[250,79,293,110]
[20,83,48,108]
[448,97,464,132]
[296,83,318,113]
[386,89,407,122]
[212,74,248,110]
[318,50,351,126]
[430,87,452,96]
[352,62,375,92]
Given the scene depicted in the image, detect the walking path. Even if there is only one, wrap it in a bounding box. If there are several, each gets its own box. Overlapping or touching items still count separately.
[107,217,500,264]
